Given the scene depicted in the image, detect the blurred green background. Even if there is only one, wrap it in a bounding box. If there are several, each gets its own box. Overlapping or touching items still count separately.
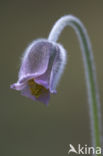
[0,0,103,155]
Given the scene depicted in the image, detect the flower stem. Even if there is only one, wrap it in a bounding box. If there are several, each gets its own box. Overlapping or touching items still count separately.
[48,15,102,155]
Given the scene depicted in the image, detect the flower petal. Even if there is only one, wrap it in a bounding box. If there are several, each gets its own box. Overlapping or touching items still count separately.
[10,82,25,90]
[19,39,53,79]
[34,42,60,90]
[50,44,66,92]
[21,84,50,105]
[11,73,38,91]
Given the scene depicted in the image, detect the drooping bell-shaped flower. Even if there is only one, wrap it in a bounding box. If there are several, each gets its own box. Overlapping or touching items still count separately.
[10,39,66,104]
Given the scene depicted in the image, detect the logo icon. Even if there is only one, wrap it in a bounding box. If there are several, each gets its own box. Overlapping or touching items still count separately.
[68,144,77,154]
[68,144,102,155]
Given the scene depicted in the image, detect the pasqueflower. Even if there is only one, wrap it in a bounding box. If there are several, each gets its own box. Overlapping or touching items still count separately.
[10,39,66,104]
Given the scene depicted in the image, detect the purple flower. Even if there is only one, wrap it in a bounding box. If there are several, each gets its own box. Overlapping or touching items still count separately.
[10,39,66,105]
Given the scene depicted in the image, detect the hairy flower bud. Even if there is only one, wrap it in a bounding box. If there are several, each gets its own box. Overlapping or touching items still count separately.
[11,39,66,104]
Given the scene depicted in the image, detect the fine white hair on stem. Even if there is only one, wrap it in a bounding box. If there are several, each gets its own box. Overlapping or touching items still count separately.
[48,15,102,153]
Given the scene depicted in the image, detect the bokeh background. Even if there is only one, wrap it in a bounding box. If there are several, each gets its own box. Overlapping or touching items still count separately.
[0,0,103,155]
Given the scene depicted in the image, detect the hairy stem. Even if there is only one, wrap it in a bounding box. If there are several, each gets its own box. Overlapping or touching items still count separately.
[48,15,102,155]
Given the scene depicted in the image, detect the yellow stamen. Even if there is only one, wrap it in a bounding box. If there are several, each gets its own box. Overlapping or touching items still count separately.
[28,79,48,98]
